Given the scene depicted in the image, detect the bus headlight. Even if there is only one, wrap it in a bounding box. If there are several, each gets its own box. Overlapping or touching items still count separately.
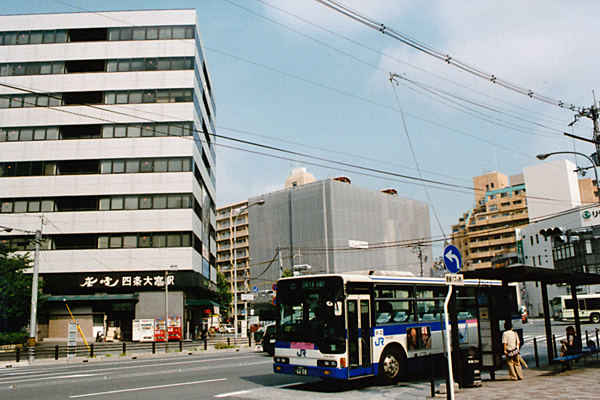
[274,357,289,364]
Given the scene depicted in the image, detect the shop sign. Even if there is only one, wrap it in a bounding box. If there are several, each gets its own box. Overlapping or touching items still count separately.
[79,274,175,289]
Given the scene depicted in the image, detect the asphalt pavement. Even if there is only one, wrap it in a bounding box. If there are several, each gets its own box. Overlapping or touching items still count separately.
[2,340,600,399]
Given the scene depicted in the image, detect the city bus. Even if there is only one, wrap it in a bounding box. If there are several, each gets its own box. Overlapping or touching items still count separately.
[273,271,517,384]
[552,293,600,323]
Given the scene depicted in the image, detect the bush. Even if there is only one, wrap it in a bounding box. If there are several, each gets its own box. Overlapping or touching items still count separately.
[214,342,236,349]
[0,332,29,346]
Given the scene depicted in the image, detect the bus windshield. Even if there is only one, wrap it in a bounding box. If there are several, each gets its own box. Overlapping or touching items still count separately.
[277,276,346,354]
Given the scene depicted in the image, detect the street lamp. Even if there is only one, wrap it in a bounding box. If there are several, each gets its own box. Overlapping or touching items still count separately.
[233,199,265,341]
[536,151,600,199]
[165,264,178,353]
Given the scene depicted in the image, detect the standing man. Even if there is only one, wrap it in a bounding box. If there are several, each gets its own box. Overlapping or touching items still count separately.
[502,320,523,380]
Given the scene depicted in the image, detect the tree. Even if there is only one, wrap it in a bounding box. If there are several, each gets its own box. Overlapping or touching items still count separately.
[281,268,293,278]
[0,247,36,333]
[212,270,233,316]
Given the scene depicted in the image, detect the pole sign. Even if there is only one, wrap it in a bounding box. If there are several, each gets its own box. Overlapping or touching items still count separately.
[443,244,462,273]
[253,286,259,293]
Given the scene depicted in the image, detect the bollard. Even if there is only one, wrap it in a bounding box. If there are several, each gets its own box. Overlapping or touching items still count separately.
[123,342,126,355]
[90,344,94,358]
[248,336,252,347]
[586,330,589,346]
[596,328,599,347]
[204,339,207,350]
[227,337,230,346]
[152,342,156,354]
[430,353,436,397]
[55,345,59,360]
[533,338,539,368]
[16,346,20,363]
[552,334,557,362]
[179,341,183,352]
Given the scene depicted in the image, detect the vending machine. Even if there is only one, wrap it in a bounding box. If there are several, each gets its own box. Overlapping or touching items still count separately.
[167,316,182,341]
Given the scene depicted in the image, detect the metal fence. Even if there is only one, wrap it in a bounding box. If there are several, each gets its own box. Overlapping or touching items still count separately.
[0,336,256,363]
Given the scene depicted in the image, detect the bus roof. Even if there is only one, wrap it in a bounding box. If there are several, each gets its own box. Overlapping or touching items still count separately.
[278,272,502,287]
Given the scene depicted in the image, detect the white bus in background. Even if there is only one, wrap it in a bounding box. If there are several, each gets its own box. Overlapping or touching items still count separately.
[552,293,600,323]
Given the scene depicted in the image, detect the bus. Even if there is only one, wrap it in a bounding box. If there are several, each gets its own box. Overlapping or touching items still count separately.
[552,293,600,323]
[273,271,519,384]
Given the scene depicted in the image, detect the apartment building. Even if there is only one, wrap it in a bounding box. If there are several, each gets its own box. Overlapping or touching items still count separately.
[451,172,529,270]
[0,10,218,341]
[216,201,253,303]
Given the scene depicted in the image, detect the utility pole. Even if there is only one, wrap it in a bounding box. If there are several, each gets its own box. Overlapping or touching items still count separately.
[28,218,43,362]
[413,241,428,277]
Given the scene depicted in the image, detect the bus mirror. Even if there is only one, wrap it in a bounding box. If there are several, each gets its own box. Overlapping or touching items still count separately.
[335,301,343,316]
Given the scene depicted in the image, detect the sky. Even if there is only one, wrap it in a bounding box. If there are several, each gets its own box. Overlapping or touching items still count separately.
[3,0,600,258]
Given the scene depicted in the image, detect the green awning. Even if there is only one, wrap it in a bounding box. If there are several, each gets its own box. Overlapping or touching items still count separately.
[185,299,222,308]
[45,294,139,302]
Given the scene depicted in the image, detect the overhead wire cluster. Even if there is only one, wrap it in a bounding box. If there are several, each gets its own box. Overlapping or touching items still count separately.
[1,0,595,277]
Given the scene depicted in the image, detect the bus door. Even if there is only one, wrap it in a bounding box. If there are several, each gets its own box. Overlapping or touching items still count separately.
[347,295,372,377]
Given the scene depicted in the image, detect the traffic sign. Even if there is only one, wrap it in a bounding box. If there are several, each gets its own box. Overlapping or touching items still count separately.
[272,283,277,291]
[272,297,277,306]
[253,286,258,293]
[443,244,462,273]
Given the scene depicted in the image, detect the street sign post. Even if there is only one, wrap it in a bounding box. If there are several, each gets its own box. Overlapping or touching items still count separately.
[442,244,462,400]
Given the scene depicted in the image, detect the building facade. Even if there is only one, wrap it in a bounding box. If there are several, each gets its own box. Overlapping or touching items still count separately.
[451,172,529,270]
[216,201,252,311]
[0,10,218,341]
[248,175,432,295]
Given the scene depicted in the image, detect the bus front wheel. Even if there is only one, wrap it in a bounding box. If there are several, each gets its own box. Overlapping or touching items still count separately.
[591,313,600,324]
[378,347,406,385]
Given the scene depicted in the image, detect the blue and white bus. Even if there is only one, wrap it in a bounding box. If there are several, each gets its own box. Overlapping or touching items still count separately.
[273,271,517,384]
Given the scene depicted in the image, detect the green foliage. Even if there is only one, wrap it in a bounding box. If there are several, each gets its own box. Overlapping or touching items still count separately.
[0,331,28,345]
[214,342,236,349]
[0,247,42,334]
[281,268,294,278]
[212,271,233,314]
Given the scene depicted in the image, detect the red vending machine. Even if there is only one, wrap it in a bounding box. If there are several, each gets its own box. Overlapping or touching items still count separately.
[167,316,182,341]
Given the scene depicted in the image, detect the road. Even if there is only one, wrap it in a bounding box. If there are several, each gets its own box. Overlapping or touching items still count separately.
[1,319,599,400]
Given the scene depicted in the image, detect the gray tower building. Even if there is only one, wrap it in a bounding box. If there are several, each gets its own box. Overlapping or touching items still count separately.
[248,177,432,294]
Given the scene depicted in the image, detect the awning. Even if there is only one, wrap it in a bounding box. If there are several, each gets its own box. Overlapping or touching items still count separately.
[185,299,222,308]
[462,265,600,285]
[44,294,139,302]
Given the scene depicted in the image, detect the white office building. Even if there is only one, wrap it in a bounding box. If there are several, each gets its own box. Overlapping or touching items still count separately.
[0,10,218,341]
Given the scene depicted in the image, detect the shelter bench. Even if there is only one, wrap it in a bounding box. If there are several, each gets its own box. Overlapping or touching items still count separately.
[552,354,582,372]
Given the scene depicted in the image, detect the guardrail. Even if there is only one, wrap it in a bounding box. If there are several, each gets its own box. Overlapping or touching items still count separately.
[0,335,256,364]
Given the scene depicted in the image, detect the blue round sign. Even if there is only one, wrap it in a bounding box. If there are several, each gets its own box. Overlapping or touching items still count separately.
[443,245,462,273]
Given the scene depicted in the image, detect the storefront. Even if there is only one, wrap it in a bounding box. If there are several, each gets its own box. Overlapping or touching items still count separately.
[40,270,217,342]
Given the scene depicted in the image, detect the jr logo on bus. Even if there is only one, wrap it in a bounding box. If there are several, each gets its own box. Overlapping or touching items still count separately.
[297,349,307,357]
[374,337,385,346]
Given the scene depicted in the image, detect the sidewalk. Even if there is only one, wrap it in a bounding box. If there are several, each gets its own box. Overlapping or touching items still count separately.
[452,361,600,400]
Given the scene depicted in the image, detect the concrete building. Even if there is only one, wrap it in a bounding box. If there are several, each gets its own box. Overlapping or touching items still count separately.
[248,174,432,296]
[451,172,529,270]
[216,201,252,308]
[0,10,218,341]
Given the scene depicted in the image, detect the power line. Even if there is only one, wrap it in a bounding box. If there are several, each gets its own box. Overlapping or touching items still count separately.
[316,0,582,112]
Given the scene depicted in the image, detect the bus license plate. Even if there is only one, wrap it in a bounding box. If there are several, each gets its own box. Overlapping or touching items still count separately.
[294,366,308,376]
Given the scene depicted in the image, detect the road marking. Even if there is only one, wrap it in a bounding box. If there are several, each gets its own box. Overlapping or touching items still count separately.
[214,381,305,397]
[69,377,226,398]
[215,390,252,398]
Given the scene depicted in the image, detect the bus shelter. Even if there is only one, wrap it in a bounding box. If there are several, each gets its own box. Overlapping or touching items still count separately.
[463,265,600,364]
